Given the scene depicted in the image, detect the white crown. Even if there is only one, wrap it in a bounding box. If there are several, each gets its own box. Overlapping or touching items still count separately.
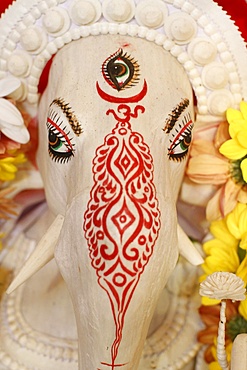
[0,0,247,117]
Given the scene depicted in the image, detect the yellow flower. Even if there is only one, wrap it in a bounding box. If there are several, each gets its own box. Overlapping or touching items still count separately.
[226,203,247,249]
[184,119,247,221]
[202,219,239,275]
[201,203,247,305]
[203,243,239,275]
[209,361,221,370]
[0,153,26,181]
[184,102,247,221]
[236,254,247,283]
[0,232,4,250]
[239,298,247,320]
[220,101,247,181]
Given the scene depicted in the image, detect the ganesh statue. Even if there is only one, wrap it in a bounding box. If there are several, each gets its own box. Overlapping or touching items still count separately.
[0,1,246,370]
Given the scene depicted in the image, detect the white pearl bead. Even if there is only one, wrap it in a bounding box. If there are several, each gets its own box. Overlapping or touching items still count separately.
[188,38,217,66]
[207,90,234,115]
[164,12,197,45]
[202,62,228,90]
[43,8,70,36]
[70,0,101,25]
[229,72,239,84]
[20,27,47,53]
[102,0,135,23]
[163,39,174,51]
[135,0,168,29]
[23,13,36,27]
[126,24,139,37]
[7,51,32,77]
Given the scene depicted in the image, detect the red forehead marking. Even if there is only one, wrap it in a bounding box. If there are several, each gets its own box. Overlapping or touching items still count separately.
[121,43,131,48]
[96,80,147,103]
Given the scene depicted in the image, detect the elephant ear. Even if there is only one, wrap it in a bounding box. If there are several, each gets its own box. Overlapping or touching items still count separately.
[6,214,64,294]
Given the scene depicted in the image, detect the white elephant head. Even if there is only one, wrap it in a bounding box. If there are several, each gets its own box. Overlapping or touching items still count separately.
[35,35,200,369]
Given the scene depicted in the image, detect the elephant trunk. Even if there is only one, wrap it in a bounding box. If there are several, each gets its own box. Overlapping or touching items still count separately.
[54,190,179,370]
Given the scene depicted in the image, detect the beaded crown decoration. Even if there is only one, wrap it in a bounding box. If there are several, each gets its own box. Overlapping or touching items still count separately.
[0,0,246,118]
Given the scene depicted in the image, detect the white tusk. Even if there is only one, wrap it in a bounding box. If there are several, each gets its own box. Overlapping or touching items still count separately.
[177,224,204,266]
[6,214,64,294]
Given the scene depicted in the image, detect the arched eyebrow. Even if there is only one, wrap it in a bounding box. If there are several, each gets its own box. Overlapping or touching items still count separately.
[163,98,190,134]
[50,98,83,136]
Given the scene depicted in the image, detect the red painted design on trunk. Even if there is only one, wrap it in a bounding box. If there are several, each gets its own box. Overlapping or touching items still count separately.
[83,104,160,369]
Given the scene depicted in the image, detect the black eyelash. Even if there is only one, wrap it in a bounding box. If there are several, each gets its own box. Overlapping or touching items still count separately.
[163,98,190,134]
[46,108,75,163]
[51,98,83,136]
[168,113,193,162]
[48,150,74,164]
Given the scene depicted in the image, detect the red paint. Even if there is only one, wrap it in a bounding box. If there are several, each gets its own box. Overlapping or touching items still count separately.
[106,104,145,122]
[47,117,73,150]
[83,103,160,369]
[168,119,193,153]
[100,361,127,367]
[120,43,131,48]
[96,80,147,103]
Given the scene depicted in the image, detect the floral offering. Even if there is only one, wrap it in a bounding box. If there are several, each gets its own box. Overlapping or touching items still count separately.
[0,77,33,248]
[186,102,247,368]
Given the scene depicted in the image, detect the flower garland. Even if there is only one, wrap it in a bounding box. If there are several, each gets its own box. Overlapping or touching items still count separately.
[185,101,247,369]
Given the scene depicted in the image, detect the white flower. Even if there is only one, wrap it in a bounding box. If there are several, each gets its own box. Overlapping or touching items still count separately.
[0,76,30,144]
[200,271,246,301]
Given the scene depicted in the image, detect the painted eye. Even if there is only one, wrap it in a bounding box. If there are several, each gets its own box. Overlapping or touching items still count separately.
[102,48,140,91]
[168,113,193,161]
[46,109,75,163]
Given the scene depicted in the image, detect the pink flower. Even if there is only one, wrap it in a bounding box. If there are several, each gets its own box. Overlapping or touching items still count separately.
[0,133,21,154]
[182,120,247,221]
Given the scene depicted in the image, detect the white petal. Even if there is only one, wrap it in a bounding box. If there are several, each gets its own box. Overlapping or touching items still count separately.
[2,125,30,144]
[200,272,246,301]
[0,77,21,97]
[0,98,24,127]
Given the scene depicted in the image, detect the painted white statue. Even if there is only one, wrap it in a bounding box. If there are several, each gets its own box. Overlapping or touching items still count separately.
[0,1,246,370]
